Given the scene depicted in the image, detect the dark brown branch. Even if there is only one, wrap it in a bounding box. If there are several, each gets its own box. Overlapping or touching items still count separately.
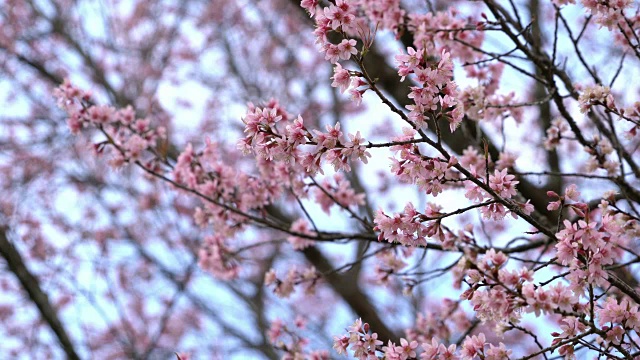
[0,226,81,360]
[264,205,400,344]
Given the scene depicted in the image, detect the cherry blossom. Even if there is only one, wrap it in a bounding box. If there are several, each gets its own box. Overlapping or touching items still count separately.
[8,0,640,358]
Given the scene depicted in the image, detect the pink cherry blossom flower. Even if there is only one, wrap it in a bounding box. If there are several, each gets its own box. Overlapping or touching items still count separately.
[324,44,341,63]
[337,39,358,60]
[349,88,364,106]
[396,338,418,359]
[489,168,519,198]
[331,63,351,93]
[300,0,319,16]
[460,333,485,358]
[484,343,511,360]
[287,218,316,250]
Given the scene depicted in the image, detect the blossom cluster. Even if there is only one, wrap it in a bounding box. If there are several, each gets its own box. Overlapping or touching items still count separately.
[464,168,532,221]
[238,101,372,175]
[287,219,316,250]
[304,0,359,60]
[331,63,369,105]
[388,129,459,196]
[460,87,524,125]
[373,202,452,248]
[404,301,471,344]
[56,82,314,281]
[406,9,483,62]
[578,84,640,140]
[55,78,375,287]
[460,148,529,221]
[397,48,464,132]
[581,0,633,29]
[544,118,571,149]
[578,84,614,114]
[333,318,512,360]
[619,101,640,138]
[332,319,383,359]
[303,0,378,105]
[198,234,239,280]
[453,247,585,341]
[53,78,166,168]
[264,266,320,298]
[596,297,640,345]
[54,79,264,279]
[554,213,626,294]
[402,9,526,125]
[545,118,620,176]
[311,1,522,128]
[372,249,408,285]
[173,138,293,278]
[268,317,330,360]
[313,173,366,215]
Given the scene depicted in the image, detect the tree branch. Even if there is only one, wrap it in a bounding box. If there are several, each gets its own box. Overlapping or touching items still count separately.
[0,226,81,360]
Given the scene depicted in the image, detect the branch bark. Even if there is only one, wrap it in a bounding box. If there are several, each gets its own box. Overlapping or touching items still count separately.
[265,205,399,343]
[0,226,81,360]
